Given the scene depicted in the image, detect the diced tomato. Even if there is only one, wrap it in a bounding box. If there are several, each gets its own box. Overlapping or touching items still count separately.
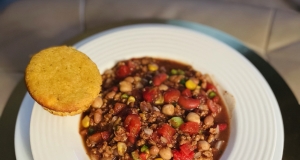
[172,150,182,160]
[181,151,194,160]
[143,87,159,103]
[218,123,228,131]
[179,122,200,134]
[124,114,141,144]
[164,88,180,103]
[207,99,218,113]
[157,124,176,143]
[206,82,217,92]
[116,65,130,78]
[153,73,168,86]
[212,96,220,103]
[139,153,148,160]
[100,131,110,141]
[179,143,195,156]
[195,94,207,104]
[172,145,195,160]
[127,61,136,70]
[178,96,200,110]
[150,131,160,142]
[181,88,192,97]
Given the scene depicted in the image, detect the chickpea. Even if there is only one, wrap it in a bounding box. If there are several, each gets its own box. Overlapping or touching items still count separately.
[207,134,215,143]
[91,96,103,108]
[204,115,214,126]
[106,91,116,99]
[197,141,210,151]
[93,112,102,124]
[169,75,177,82]
[201,81,207,89]
[159,147,173,160]
[133,76,141,82]
[124,76,134,83]
[186,112,200,123]
[149,145,159,156]
[135,82,143,89]
[174,75,184,83]
[159,84,169,91]
[162,104,175,116]
[119,81,132,92]
[90,154,99,160]
[190,77,200,85]
[114,92,122,101]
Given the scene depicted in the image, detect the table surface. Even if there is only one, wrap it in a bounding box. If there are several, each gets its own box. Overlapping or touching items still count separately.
[0,20,299,160]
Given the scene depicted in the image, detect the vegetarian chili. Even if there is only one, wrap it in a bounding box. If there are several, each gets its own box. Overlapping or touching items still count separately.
[80,57,230,160]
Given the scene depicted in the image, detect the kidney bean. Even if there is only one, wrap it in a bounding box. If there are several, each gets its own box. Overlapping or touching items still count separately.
[178,96,200,110]
[88,132,102,142]
[195,94,207,104]
[143,87,159,103]
[139,101,152,112]
[114,103,126,114]
[116,65,130,78]
[207,99,218,113]
[181,88,192,97]
[164,89,180,103]
[153,73,168,86]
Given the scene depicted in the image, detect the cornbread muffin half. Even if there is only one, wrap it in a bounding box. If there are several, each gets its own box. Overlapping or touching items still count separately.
[25,46,102,116]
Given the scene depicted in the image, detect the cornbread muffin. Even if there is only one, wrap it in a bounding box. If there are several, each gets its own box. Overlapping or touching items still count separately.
[25,46,102,116]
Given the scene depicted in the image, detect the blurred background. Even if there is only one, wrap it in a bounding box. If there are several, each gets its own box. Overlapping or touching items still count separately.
[0,0,300,116]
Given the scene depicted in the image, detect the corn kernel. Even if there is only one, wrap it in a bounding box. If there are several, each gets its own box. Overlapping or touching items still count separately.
[81,115,90,128]
[114,117,122,125]
[117,142,127,156]
[155,158,163,160]
[127,96,136,105]
[185,79,197,90]
[192,86,201,96]
[154,94,164,105]
[139,113,147,121]
[148,63,158,71]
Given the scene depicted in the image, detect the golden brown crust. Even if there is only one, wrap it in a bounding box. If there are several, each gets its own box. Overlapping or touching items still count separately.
[25,46,102,116]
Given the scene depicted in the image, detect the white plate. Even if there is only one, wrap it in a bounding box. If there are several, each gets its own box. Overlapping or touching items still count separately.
[14,93,34,160]
[29,24,283,160]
